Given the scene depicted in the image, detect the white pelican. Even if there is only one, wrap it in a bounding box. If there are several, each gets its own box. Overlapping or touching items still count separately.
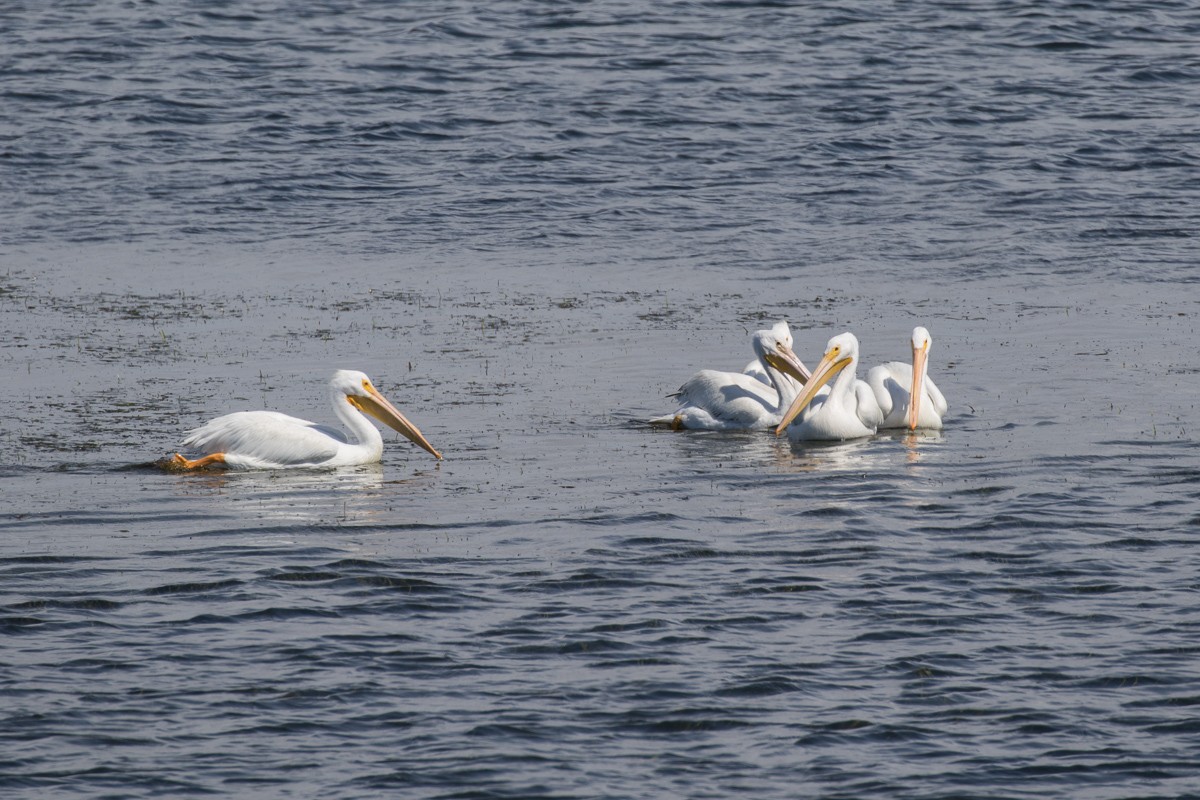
[650,321,811,430]
[169,369,442,470]
[866,326,947,430]
[774,332,882,441]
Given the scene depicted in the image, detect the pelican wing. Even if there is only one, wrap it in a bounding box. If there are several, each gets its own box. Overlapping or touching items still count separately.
[867,362,946,429]
[854,381,885,431]
[866,361,909,427]
[180,411,343,466]
[742,359,771,386]
[653,369,782,430]
[925,375,949,418]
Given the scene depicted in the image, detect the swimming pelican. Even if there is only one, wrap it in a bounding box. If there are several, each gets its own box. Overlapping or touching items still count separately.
[774,332,882,441]
[651,321,811,430]
[866,326,947,430]
[169,369,442,469]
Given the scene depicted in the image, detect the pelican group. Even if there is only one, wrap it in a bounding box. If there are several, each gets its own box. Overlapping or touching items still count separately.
[159,323,946,470]
[651,321,811,430]
[773,326,948,441]
[170,369,442,470]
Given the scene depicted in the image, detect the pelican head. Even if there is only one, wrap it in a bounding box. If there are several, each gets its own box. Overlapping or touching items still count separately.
[774,332,859,436]
[908,327,932,430]
[769,320,793,349]
[752,321,811,385]
[333,369,443,459]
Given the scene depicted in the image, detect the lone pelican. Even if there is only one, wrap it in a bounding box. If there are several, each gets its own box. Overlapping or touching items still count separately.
[169,369,442,469]
[866,326,947,430]
[651,321,811,430]
[774,332,882,441]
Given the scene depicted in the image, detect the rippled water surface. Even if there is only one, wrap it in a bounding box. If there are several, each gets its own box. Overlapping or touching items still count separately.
[3,2,1200,798]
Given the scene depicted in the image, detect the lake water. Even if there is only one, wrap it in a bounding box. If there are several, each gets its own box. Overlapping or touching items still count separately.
[3,2,1200,798]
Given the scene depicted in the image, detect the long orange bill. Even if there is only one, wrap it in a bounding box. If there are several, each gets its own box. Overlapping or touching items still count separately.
[774,350,852,436]
[908,342,928,431]
[351,386,443,459]
[763,342,811,386]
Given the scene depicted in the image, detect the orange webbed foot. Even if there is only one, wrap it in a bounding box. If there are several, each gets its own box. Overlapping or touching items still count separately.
[170,452,228,470]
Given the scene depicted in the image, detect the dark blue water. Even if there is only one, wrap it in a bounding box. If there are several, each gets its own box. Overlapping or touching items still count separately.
[3,2,1200,798]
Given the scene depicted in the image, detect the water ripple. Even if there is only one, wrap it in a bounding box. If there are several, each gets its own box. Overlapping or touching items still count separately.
[3,1,1200,798]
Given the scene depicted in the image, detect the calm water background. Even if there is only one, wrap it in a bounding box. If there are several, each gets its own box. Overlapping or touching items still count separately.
[3,2,1200,798]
